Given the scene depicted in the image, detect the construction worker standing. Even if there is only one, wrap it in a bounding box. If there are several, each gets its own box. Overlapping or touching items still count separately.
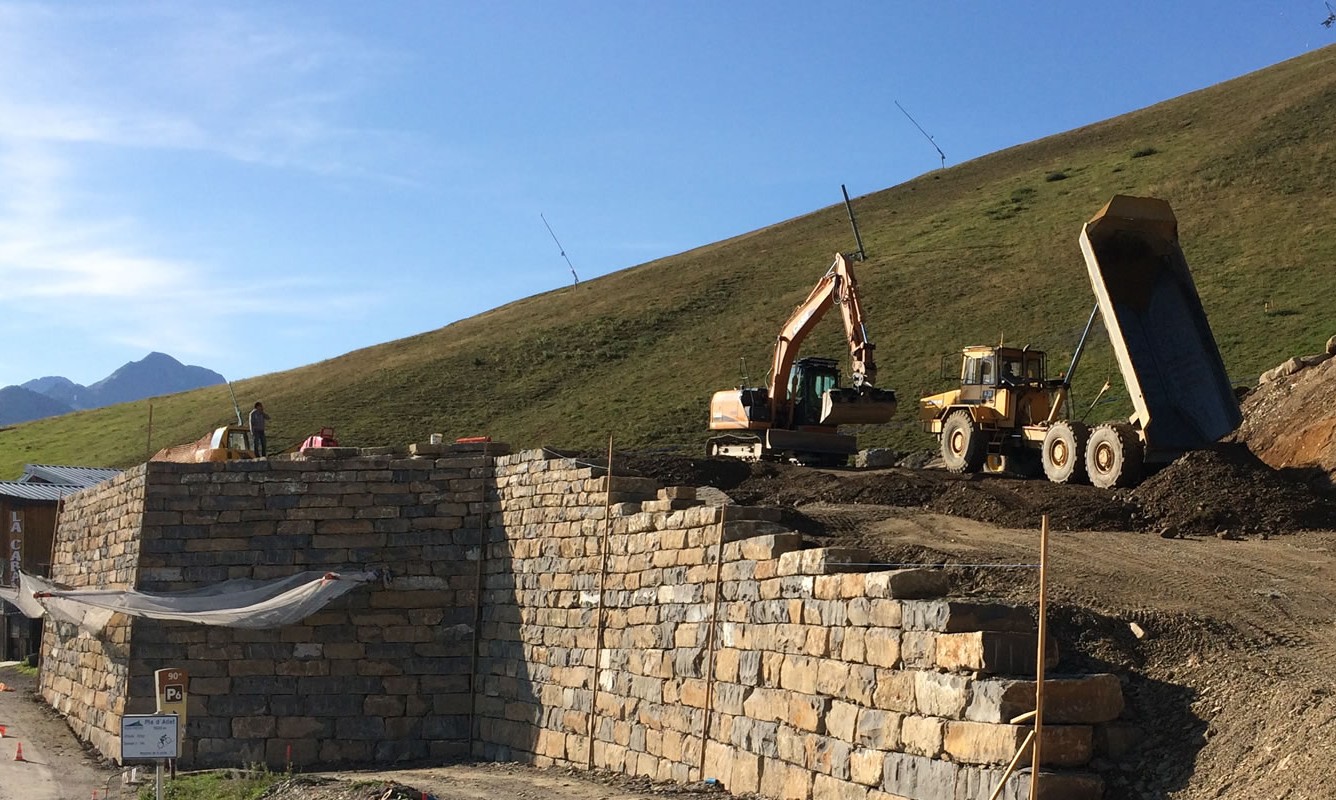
[249,401,270,457]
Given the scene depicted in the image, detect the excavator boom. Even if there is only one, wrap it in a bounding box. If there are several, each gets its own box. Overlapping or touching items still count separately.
[770,253,879,406]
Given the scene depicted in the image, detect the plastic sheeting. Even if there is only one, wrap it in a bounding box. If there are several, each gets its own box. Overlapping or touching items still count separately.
[0,570,378,635]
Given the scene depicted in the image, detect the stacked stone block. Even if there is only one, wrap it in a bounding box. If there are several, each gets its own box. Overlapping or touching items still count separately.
[42,448,494,767]
[39,465,148,759]
[40,445,1127,799]
[474,450,1124,800]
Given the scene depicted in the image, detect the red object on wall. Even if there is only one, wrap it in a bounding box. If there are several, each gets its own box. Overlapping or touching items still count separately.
[300,427,340,451]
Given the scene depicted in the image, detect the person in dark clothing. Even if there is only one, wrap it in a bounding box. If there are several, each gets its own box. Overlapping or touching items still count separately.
[249,401,270,457]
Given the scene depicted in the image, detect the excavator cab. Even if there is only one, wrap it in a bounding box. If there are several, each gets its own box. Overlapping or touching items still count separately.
[789,357,840,427]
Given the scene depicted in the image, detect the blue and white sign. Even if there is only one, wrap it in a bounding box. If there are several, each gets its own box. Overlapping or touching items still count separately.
[121,714,179,760]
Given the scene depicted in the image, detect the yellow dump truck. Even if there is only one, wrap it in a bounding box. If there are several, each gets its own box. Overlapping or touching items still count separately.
[920,195,1241,488]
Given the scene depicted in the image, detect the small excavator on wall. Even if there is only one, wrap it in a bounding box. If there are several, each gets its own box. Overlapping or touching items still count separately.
[707,251,897,465]
[150,382,256,463]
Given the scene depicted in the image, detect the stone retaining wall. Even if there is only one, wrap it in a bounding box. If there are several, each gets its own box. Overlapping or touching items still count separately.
[474,451,1122,800]
[41,446,1125,799]
[40,464,147,757]
[41,449,490,765]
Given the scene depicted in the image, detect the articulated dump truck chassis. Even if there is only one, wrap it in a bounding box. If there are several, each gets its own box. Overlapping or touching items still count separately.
[920,195,1241,488]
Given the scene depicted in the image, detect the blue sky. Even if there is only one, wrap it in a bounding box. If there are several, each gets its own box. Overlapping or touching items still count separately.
[0,1,1330,390]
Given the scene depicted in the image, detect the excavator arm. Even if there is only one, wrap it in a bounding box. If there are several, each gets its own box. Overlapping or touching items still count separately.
[769,252,880,406]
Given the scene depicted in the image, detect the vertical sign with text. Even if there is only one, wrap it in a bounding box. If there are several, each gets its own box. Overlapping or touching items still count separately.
[154,668,189,758]
[8,511,21,587]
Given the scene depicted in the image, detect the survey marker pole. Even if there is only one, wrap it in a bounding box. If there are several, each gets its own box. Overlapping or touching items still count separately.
[1029,515,1050,799]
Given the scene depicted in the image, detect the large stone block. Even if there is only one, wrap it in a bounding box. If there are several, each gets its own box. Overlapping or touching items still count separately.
[813,773,869,800]
[882,752,957,800]
[864,628,901,668]
[955,766,1104,800]
[800,548,874,575]
[935,632,1058,676]
[904,600,1034,633]
[966,674,1124,724]
[871,670,916,714]
[855,708,901,750]
[914,671,970,718]
[849,748,886,787]
[898,715,944,758]
[943,720,1093,767]
[760,757,814,800]
[866,569,950,600]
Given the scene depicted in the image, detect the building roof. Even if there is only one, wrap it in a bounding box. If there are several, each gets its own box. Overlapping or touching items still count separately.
[19,464,121,487]
[0,482,85,502]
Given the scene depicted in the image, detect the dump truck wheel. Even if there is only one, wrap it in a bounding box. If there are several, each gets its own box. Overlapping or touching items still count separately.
[941,411,985,474]
[1085,423,1145,489]
[1042,420,1091,484]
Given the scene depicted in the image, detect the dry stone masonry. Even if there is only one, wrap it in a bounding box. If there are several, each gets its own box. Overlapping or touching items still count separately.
[41,445,1125,800]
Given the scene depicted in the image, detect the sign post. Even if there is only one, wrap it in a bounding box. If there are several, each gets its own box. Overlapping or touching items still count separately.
[154,667,188,759]
[120,714,179,800]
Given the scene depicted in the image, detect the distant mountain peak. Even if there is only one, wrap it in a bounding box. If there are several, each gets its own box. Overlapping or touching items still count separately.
[8,353,226,422]
[0,385,75,426]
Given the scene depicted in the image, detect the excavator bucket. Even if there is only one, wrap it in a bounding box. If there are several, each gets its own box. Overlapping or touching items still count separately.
[820,387,898,426]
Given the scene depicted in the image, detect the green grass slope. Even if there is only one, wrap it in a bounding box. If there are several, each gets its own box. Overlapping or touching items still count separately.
[3,46,1334,477]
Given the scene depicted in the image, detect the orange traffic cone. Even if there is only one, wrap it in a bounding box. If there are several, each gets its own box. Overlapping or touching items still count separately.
[0,724,6,737]
[13,741,24,761]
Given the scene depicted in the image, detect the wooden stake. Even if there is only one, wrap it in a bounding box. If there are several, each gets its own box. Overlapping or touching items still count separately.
[587,435,615,769]
[467,479,488,756]
[1029,514,1050,800]
[987,729,1035,800]
[697,503,728,781]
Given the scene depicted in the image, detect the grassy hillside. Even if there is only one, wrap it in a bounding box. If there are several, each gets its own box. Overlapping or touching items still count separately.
[3,46,1334,478]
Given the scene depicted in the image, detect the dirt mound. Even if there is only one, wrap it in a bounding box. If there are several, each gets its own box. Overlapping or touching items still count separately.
[619,447,1336,536]
[618,454,1135,531]
[1131,443,1336,535]
[1233,346,1336,487]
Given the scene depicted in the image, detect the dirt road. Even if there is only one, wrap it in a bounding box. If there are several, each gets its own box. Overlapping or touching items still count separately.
[0,665,120,800]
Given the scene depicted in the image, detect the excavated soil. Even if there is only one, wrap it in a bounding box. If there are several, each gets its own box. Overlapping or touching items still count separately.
[616,445,1336,536]
[1130,443,1336,535]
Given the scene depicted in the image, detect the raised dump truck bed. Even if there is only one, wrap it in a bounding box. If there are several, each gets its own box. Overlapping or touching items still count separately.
[1078,195,1241,462]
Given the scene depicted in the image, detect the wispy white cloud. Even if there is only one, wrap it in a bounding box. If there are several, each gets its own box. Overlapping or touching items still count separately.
[0,2,403,381]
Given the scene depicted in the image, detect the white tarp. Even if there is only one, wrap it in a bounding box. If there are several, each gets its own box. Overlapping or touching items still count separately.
[0,570,378,634]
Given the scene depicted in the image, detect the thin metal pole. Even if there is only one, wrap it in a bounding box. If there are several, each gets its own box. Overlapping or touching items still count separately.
[587,435,614,769]
[698,504,728,780]
[1029,515,1050,800]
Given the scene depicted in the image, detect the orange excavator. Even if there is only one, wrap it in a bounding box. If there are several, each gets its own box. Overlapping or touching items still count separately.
[707,252,897,465]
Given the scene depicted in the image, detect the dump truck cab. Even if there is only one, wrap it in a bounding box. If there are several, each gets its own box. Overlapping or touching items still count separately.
[919,345,1068,475]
